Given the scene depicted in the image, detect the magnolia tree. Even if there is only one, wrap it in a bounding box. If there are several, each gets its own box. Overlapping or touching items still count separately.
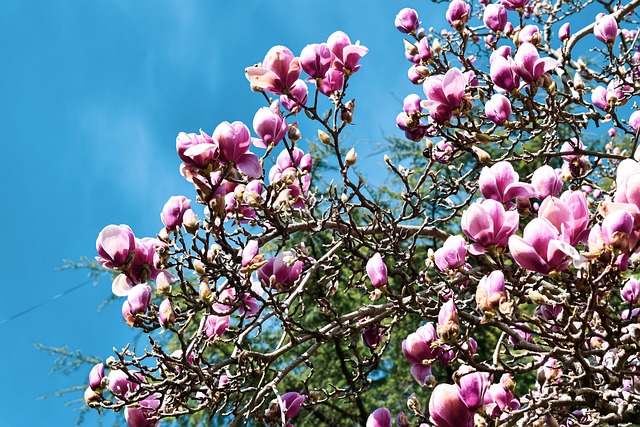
[84,0,640,426]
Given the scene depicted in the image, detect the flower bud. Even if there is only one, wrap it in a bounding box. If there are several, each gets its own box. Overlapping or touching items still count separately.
[437,299,460,341]
[345,148,358,167]
[159,299,175,328]
[622,278,640,304]
[199,281,212,302]
[483,4,508,32]
[204,314,230,338]
[395,8,420,34]
[446,0,471,31]
[559,22,571,42]
[288,122,302,142]
[366,407,392,427]
[485,93,512,125]
[366,253,388,288]
[594,14,619,45]
[161,196,191,230]
[84,387,101,407]
[89,363,105,391]
[318,129,332,145]
[341,99,355,124]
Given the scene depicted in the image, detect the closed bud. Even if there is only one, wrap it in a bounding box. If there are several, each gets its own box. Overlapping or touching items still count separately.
[432,38,442,54]
[341,99,355,124]
[345,148,358,167]
[318,129,332,145]
[288,122,301,142]
[472,146,491,164]
[84,387,101,407]
[158,299,175,328]
[397,412,410,427]
[194,260,206,276]
[199,281,212,302]
[182,209,199,234]
[404,39,419,56]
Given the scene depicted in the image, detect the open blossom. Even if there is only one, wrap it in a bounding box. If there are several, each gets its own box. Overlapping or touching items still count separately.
[484,374,521,418]
[402,323,441,366]
[125,393,161,427]
[422,67,469,123]
[122,283,152,327]
[245,46,301,95]
[461,199,520,254]
[456,365,490,412]
[204,314,230,338]
[479,161,535,204]
[257,251,304,290]
[327,31,368,74]
[514,42,558,85]
[160,196,191,230]
[299,43,334,80]
[212,121,262,179]
[538,191,590,246]
[622,278,640,304]
[508,217,572,274]
[594,14,619,45]
[531,165,562,199]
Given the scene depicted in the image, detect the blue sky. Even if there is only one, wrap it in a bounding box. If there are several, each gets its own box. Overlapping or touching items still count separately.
[0,1,434,426]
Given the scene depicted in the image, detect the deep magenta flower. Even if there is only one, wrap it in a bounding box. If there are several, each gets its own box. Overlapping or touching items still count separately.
[514,42,558,85]
[319,68,345,95]
[300,43,334,80]
[252,102,287,148]
[327,31,368,74]
[594,14,619,45]
[160,196,191,230]
[446,0,471,31]
[485,93,512,125]
[429,384,474,427]
[601,209,635,251]
[89,363,105,391]
[483,4,507,32]
[538,191,589,246]
[559,22,571,42]
[366,408,392,427]
[434,235,467,271]
[422,67,469,123]
[257,251,304,290]
[122,283,152,327]
[245,46,301,95]
[108,369,140,398]
[461,199,520,254]
[366,253,388,288]
[456,365,490,412]
[483,374,520,418]
[96,224,136,269]
[395,8,420,34]
[508,217,572,274]
[500,0,529,11]
[277,392,306,421]
[402,323,441,366]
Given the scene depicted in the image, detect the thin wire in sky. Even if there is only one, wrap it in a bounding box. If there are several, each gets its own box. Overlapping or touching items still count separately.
[0,279,93,326]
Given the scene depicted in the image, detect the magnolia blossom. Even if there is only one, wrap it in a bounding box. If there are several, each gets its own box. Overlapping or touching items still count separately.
[366,253,388,288]
[280,79,308,114]
[299,43,334,80]
[456,366,490,412]
[160,196,191,230]
[252,101,287,148]
[514,42,558,85]
[490,55,520,92]
[484,374,521,418]
[485,93,511,125]
[245,46,301,94]
[479,161,534,204]
[461,199,520,254]
[500,0,529,11]
[429,384,474,427]
[559,22,571,42]
[508,217,572,275]
[257,251,304,290]
[434,235,467,271]
[422,67,469,123]
[594,14,619,45]
[395,8,420,34]
[476,270,507,312]
[446,0,471,31]
[96,224,136,269]
[366,408,392,427]
[531,165,562,199]
[483,4,508,32]
[124,393,161,427]
[538,191,589,246]
[327,31,368,74]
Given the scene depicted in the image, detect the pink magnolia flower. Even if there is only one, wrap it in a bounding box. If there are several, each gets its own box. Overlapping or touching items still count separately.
[160,196,191,230]
[319,68,345,95]
[437,299,460,341]
[366,408,392,427]
[434,235,467,271]
[594,14,619,45]
[538,191,590,246]
[531,165,562,199]
[508,217,573,274]
[300,43,334,80]
[269,147,313,209]
[422,67,469,123]
[280,79,308,114]
[366,253,388,288]
[600,209,635,254]
[500,0,529,11]
[122,283,152,327]
[519,25,541,44]
[514,42,558,85]
[456,365,490,412]
[479,161,535,204]
[483,374,520,418]
[245,46,301,95]
[212,121,262,179]
[485,93,512,125]
[327,31,368,74]
[429,384,475,427]
[257,251,304,291]
[277,392,306,421]
[108,369,140,398]
[476,270,507,312]
[96,224,136,269]
[446,0,471,31]
[395,8,420,34]
[622,278,640,304]
[461,199,520,254]
[490,55,520,92]
[124,393,161,427]
[559,22,571,42]
[405,37,432,64]
[629,111,640,131]
[484,4,508,32]
[252,101,287,148]
[402,323,441,366]
[89,363,104,391]
[204,314,230,338]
